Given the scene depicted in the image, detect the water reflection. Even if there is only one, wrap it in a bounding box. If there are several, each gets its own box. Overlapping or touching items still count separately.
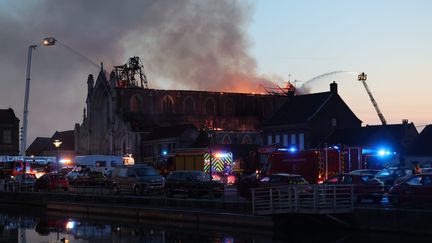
[0,206,267,243]
[0,205,430,242]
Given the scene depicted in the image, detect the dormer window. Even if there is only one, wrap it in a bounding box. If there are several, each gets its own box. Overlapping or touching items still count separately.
[331,118,337,127]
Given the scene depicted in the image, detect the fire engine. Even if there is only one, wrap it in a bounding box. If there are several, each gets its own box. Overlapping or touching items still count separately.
[0,156,55,178]
[155,148,237,184]
[262,147,363,184]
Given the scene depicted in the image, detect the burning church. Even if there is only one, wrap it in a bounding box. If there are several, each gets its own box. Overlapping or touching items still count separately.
[74,57,289,162]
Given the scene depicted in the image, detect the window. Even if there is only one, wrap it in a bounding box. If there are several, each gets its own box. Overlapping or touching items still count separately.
[422,175,432,185]
[183,97,194,114]
[283,135,288,147]
[331,118,337,127]
[261,101,273,117]
[95,161,106,167]
[299,133,304,150]
[224,99,235,115]
[130,95,141,112]
[326,176,339,184]
[267,135,272,145]
[163,96,174,114]
[290,134,296,146]
[275,135,280,144]
[205,98,215,115]
[222,135,231,144]
[3,130,11,144]
[406,176,422,186]
[241,135,251,144]
[341,176,353,184]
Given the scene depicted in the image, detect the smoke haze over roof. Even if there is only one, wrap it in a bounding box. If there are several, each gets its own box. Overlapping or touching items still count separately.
[0,0,278,147]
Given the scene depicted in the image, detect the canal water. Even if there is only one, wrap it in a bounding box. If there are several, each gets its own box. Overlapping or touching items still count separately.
[0,204,429,243]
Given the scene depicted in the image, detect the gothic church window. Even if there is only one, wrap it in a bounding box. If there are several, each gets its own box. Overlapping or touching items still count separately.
[222,134,232,144]
[130,95,141,112]
[241,135,251,144]
[184,96,194,114]
[224,99,235,115]
[163,96,174,114]
[205,98,215,115]
[262,100,273,117]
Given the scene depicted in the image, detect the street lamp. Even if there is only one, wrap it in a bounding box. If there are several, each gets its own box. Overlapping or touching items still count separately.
[20,37,100,156]
[53,139,62,173]
[20,38,57,156]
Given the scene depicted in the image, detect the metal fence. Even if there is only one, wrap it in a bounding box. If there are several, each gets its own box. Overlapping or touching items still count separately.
[252,184,354,215]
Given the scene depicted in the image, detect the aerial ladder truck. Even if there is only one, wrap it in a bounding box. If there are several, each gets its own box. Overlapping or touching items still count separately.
[358,72,387,125]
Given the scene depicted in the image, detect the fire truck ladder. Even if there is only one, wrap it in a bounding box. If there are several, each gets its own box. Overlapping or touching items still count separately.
[358,72,387,125]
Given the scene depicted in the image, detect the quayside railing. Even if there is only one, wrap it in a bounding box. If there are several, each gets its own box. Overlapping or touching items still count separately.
[252,184,354,215]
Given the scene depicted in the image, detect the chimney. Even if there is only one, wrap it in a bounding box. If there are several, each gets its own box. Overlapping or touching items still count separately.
[330,81,337,94]
[402,119,408,125]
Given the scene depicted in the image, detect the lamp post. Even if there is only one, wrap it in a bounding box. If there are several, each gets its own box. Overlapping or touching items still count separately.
[20,38,56,156]
[53,139,62,173]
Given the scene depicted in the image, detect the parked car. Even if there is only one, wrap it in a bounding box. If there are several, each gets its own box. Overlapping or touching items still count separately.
[375,167,412,190]
[323,173,385,204]
[349,169,381,176]
[164,170,224,198]
[389,173,432,206]
[237,173,266,198]
[35,173,69,191]
[111,165,164,195]
[237,173,309,199]
[69,170,105,186]
[65,170,80,182]
[13,173,37,191]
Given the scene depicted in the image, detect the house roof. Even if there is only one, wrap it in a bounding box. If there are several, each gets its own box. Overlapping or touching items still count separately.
[263,91,334,126]
[143,124,197,141]
[26,137,52,156]
[0,108,19,124]
[408,125,432,155]
[326,123,418,153]
[52,130,75,150]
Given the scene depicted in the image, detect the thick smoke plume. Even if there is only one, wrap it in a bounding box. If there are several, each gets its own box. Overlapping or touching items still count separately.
[0,0,275,146]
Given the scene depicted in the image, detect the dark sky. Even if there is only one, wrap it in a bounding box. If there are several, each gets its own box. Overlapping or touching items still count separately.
[0,0,274,148]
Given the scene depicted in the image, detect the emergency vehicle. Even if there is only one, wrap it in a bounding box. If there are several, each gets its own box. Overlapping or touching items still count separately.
[262,147,363,184]
[0,156,55,178]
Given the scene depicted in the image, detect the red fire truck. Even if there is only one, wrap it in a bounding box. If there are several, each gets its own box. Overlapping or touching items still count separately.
[262,147,363,184]
[0,156,55,178]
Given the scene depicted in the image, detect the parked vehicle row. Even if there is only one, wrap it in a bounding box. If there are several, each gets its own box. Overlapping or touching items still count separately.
[165,170,224,198]
[0,167,226,199]
[4,164,432,207]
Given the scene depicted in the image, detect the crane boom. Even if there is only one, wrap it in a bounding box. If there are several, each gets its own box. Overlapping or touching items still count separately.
[358,72,387,125]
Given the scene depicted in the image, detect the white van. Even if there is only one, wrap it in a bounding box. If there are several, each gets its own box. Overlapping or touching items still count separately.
[73,155,122,174]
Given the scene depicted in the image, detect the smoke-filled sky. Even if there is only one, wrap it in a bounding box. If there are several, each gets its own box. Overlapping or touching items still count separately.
[0,0,431,149]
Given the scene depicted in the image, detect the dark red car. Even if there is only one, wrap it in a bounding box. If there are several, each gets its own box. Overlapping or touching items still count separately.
[237,173,309,199]
[35,173,69,191]
[389,173,432,206]
[323,173,385,204]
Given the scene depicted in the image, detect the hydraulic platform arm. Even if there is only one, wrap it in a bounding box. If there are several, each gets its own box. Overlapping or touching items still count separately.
[358,72,387,125]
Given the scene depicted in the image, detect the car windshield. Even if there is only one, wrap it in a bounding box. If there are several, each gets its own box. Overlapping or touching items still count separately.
[24,174,36,179]
[189,172,210,181]
[360,175,375,182]
[135,167,158,176]
[377,168,397,177]
[271,175,307,184]
[289,177,308,184]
